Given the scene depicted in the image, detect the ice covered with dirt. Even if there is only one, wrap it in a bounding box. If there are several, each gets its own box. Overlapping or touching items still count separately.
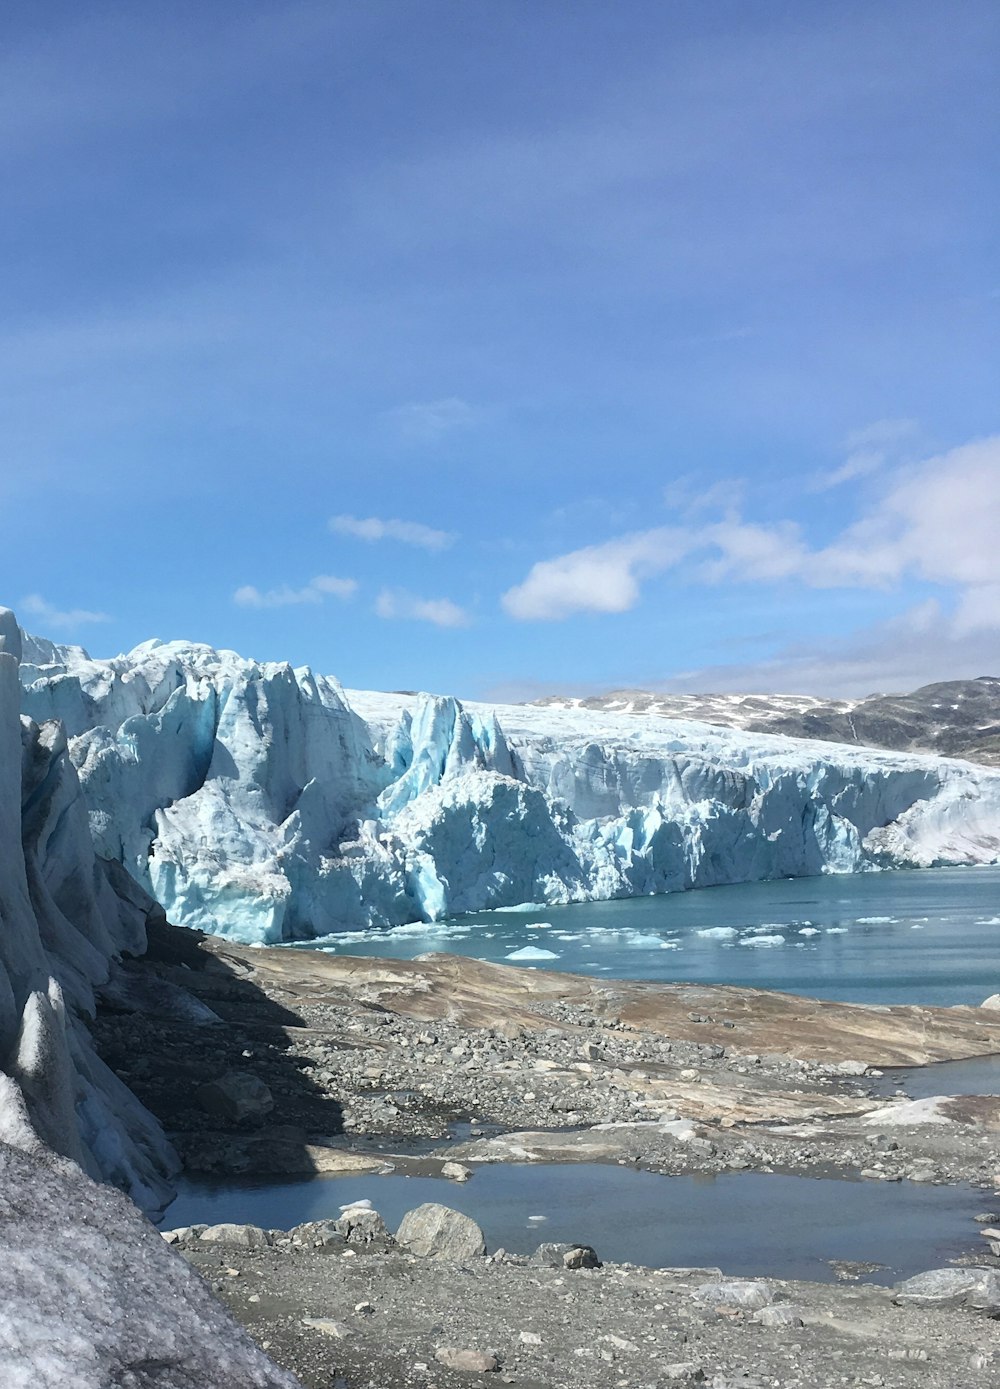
[1,607,300,1385]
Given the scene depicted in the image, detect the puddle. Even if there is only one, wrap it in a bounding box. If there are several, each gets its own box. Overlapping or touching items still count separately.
[870,1053,1000,1100]
[160,1164,984,1284]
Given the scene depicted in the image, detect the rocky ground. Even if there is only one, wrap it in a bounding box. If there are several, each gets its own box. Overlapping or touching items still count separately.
[168,1214,1000,1389]
[92,922,1000,1387]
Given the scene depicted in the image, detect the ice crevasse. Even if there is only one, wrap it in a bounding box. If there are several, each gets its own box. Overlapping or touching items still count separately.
[17,626,1000,946]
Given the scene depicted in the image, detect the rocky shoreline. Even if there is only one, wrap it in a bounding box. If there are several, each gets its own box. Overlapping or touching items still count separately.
[93,922,1000,1387]
[166,1211,1000,1389]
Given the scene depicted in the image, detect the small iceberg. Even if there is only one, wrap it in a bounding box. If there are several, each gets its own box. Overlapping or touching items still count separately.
[696,926,738,940]
[505,946,560,961]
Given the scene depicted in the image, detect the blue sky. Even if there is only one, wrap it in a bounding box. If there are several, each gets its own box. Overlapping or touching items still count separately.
[2,0,998,699]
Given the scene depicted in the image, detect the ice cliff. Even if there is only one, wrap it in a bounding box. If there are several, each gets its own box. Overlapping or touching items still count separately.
[17,626,1000,946]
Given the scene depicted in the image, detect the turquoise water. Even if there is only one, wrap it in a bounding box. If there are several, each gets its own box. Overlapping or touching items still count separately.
[293,866,1000,1007]
[162,1164,984,1284]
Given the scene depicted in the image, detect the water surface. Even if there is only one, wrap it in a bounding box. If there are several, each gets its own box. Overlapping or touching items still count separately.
[292,866,1000,1006]
[162,1163,984,1284]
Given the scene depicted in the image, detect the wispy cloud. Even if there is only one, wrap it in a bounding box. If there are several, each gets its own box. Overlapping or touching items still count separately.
[233,575,357,609]
[20,593,111,631]
[653,602,1000,699]
[813,418,920,492]
[504,435,1000,630]
[375,588,471,628]
[330,514,454,551]
[383,397,478,444]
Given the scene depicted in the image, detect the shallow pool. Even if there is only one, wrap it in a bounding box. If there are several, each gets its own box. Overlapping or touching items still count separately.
[161,1163,985,1284]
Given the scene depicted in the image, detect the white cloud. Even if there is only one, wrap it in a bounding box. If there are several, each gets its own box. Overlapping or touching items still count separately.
[813,417,919,491]
[503,435,1000,629]
[330,514,454,551]
[20,593,111,630]
[502,528,691,621]
[953,585,1000,636]
[233,575,357,609]
[384,397,477,443]
[375,588,471,628]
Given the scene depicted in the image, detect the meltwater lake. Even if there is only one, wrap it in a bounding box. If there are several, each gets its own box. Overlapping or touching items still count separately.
[292,865,1000,1007]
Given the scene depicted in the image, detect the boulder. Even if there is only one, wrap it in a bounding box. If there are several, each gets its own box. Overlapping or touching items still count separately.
[564,1244,602,1269]
[198,1223,272,1249]
[396,1203,486,1260]
[894,1267,1000,1313]
[692,1279,774,1311]
[334,1207,393,1248]
[196,1071,274,1123]
[290,1220,347,1251]
[434,1348,498,1372]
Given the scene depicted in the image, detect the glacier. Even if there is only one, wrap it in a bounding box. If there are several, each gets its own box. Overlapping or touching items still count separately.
[16,623,1000,946]
[0,609,300,1385]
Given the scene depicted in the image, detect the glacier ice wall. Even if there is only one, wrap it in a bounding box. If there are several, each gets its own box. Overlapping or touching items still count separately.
[17,628,1000,946]
[1,610,177,1211]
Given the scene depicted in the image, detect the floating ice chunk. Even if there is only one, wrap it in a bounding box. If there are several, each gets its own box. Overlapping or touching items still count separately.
[825,926,849,934]
[493,902,548,913]
[696,927,738,940]
[740,934,784,947]
[977,916,1000,925]
[797,927,820,936]
[856,916,896,924]
[505,946,560,961]
[339,1198,373,1212]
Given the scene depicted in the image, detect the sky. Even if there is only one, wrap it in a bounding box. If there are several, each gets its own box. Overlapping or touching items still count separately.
[2,0,998,701]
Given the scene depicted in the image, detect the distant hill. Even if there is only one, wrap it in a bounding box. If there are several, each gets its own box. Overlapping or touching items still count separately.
[534,677,1000,767]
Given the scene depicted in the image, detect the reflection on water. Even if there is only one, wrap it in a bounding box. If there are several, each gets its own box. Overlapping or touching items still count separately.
[162,1163,983,1284]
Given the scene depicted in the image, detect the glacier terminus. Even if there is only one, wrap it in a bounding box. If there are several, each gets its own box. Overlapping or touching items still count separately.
[17,623,1000,946]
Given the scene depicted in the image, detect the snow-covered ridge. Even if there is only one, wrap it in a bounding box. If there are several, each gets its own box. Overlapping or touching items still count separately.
[535,677,1000,766]
[16,625,1000,946]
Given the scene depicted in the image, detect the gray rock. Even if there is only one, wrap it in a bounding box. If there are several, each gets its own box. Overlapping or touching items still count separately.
[753,1303,805,1327]
[660,1366,706,1385]
[301,1317,352,1339]
[396,1203,486,1260]
[434,1347,499,1372]
[894,1267,1000,1313]
[692,1279,773,1311]
[289,1220,347,1251]
[531,1241,580,1267]
[196,1071,274,1123]
[335,1208,393,1247]
[441,1161,473,1182]
[563,1244,602,1269]
[198,1223,272,1249]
